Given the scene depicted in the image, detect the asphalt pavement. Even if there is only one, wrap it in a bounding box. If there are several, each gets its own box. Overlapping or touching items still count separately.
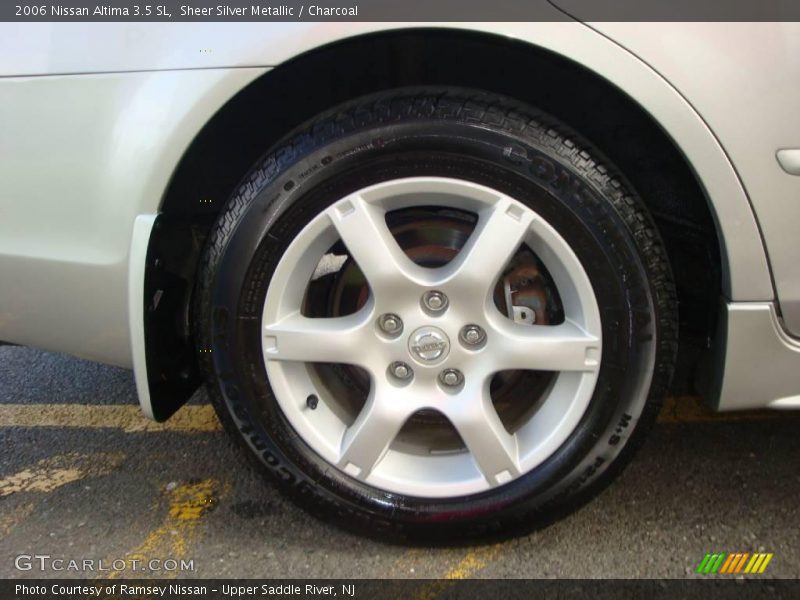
[1,345,799,581]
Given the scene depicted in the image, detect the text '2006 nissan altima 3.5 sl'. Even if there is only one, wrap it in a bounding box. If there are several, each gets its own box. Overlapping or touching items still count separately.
[1,17,800,542]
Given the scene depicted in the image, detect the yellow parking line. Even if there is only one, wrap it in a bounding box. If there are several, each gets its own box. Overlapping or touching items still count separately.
[0,404,220,432]
[0,398,789,434]
[414,544,504,599]
[0,452,126,498]
[442,544,504,579]
[105,479,225,580]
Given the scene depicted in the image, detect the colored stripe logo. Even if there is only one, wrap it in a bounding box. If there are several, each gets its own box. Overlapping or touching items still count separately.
[696,552,773,574]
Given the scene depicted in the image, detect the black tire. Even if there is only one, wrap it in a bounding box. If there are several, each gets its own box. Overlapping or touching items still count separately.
[194,87,677,543]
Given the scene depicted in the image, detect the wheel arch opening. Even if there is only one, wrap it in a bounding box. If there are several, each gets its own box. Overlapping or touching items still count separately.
[147,27,721,418]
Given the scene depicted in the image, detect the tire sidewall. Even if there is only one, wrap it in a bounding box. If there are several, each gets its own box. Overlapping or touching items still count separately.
[201,110,664,538]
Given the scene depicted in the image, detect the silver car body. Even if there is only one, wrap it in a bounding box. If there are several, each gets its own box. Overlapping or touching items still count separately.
[1,20,799,415]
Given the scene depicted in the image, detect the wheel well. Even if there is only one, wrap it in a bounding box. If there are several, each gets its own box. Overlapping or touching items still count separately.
[150,28,720,413]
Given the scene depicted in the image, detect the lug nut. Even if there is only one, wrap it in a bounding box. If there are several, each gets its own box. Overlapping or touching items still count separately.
[422,290,448,312]
[390,361,413,380]
[460,324,486,346]
[378,313,403,335]
[439,368,464,387]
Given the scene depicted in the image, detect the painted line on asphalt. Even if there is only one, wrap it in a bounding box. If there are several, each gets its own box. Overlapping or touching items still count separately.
[0,397,791,436]
[442,544,504,579]
[105,479,224,580]
[414,544,504,599]
[0,452,126,498]
[0,404,220,432]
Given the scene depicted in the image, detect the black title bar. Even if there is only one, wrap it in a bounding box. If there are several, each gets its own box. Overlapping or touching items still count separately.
[3,579,800,600]
[4,0,800,22]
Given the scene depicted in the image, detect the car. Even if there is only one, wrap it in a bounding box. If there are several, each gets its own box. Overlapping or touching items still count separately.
[1,18,799,542]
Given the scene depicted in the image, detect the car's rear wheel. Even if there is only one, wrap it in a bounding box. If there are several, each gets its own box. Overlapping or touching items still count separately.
[195,88,677,542]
